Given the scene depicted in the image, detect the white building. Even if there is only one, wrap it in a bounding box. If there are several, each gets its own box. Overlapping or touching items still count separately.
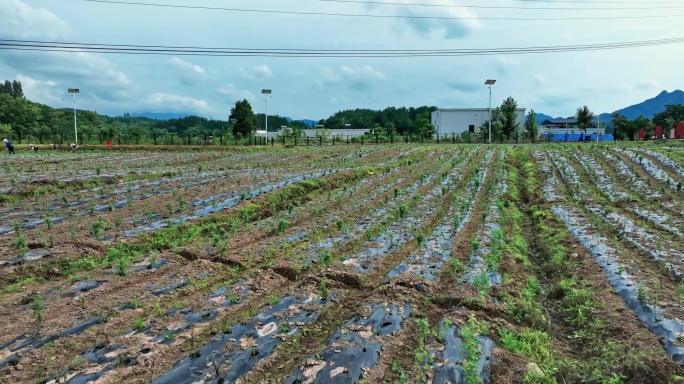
[255,127,370,140]
[430,108,526,137]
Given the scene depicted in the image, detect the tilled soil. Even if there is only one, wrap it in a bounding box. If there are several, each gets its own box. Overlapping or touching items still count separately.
[1,144,684,384]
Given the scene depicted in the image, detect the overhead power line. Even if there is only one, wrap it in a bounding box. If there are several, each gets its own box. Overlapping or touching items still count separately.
[1,37,683,57]
[519,0,684,3]
[320,0,684,10]
[80,0,684,20]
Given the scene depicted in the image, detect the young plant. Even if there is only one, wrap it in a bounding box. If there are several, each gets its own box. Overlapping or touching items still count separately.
[319,278,329,299]
[133,318,145,331]
[12,234,27,261]
[116,258,129,277]
[32,296,45,325]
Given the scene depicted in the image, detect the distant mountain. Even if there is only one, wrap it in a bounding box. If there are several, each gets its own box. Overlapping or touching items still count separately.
[536,90,684,124]
[533,112,557,125]
[284,117,318,127]
[129,112,192,120]
[614,90,684,120]
[596,113,612,123]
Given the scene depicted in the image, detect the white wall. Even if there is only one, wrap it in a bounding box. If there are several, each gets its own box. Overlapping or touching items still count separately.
[301,129,370,138]
[431,108,526,136]
[255,128,370,139]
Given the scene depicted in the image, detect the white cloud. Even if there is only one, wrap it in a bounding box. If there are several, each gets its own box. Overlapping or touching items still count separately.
[144,93,211,113]
[341,65,386,80]
[634,78,660,91]
[239,65,273,82]
[0,0,134,102]
[318,65,386,91]
[15,74,61,103]
[0,0,678,121]
[330,95,350,104]
[496,57,520,74]
[168,57,206,84]
[0,0,72,40]
[218,83,256,102]
[532,75,548,86]
[365,0,481,39]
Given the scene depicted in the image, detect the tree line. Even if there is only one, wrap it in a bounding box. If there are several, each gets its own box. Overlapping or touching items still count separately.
[3,79,682,144]
[570,104,684,141]
[0,81,313,145]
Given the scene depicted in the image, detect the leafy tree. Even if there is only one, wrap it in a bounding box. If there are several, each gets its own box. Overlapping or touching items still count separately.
[525,109,539,143]
[653,104,684,129]
[499,97,520,139]
[11,80,24,98]
[255,113,289,132]
[625,114,651,141]
[150,128,167,145]
[383,122,397,139]
[1,80,11,95]
[290,120,310,130]
[229,99,258,137]
[611,112,628,140]
[0,123,11,138]
[664,117,676,133]
[576,105,594,133]
[414,112,435,139]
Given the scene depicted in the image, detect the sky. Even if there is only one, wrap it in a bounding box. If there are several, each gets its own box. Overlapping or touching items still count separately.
[0,0,682,121]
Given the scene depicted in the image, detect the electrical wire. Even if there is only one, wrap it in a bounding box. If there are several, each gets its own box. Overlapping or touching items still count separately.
[319,0,684,11]
[1,37,682,57]
[519,0,684,3]
[80,0,684,20]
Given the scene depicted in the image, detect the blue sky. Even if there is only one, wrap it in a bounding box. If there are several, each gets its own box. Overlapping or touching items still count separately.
[0,0,681,120]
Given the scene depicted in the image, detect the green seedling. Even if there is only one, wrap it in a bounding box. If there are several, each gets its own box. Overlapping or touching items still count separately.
[32,296,45,325]
[133,318,145,331]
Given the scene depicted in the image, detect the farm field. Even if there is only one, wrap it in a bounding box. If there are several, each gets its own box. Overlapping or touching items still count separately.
[1,143,684,383]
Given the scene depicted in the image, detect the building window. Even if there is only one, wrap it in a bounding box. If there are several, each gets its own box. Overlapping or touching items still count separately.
[469,125,475,133]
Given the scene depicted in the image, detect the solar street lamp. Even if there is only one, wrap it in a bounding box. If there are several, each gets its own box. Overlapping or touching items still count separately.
[485,80,496,144]
[68,88,80,144]
[262,89,272,136]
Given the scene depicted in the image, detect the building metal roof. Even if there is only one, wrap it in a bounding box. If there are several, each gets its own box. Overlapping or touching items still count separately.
[436,108,526,112]
[541,118,578,125]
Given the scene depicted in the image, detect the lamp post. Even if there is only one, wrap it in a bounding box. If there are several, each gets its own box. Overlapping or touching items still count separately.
[261,89,272,142]
[68,88,79,144]
[484,80,496,144]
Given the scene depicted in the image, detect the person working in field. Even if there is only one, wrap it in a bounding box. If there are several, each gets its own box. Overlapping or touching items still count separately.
[70,143,78,151]
[29,143,39,152]
[3,139,15,154]
[50,144,58,150]
[107,139,112,149]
